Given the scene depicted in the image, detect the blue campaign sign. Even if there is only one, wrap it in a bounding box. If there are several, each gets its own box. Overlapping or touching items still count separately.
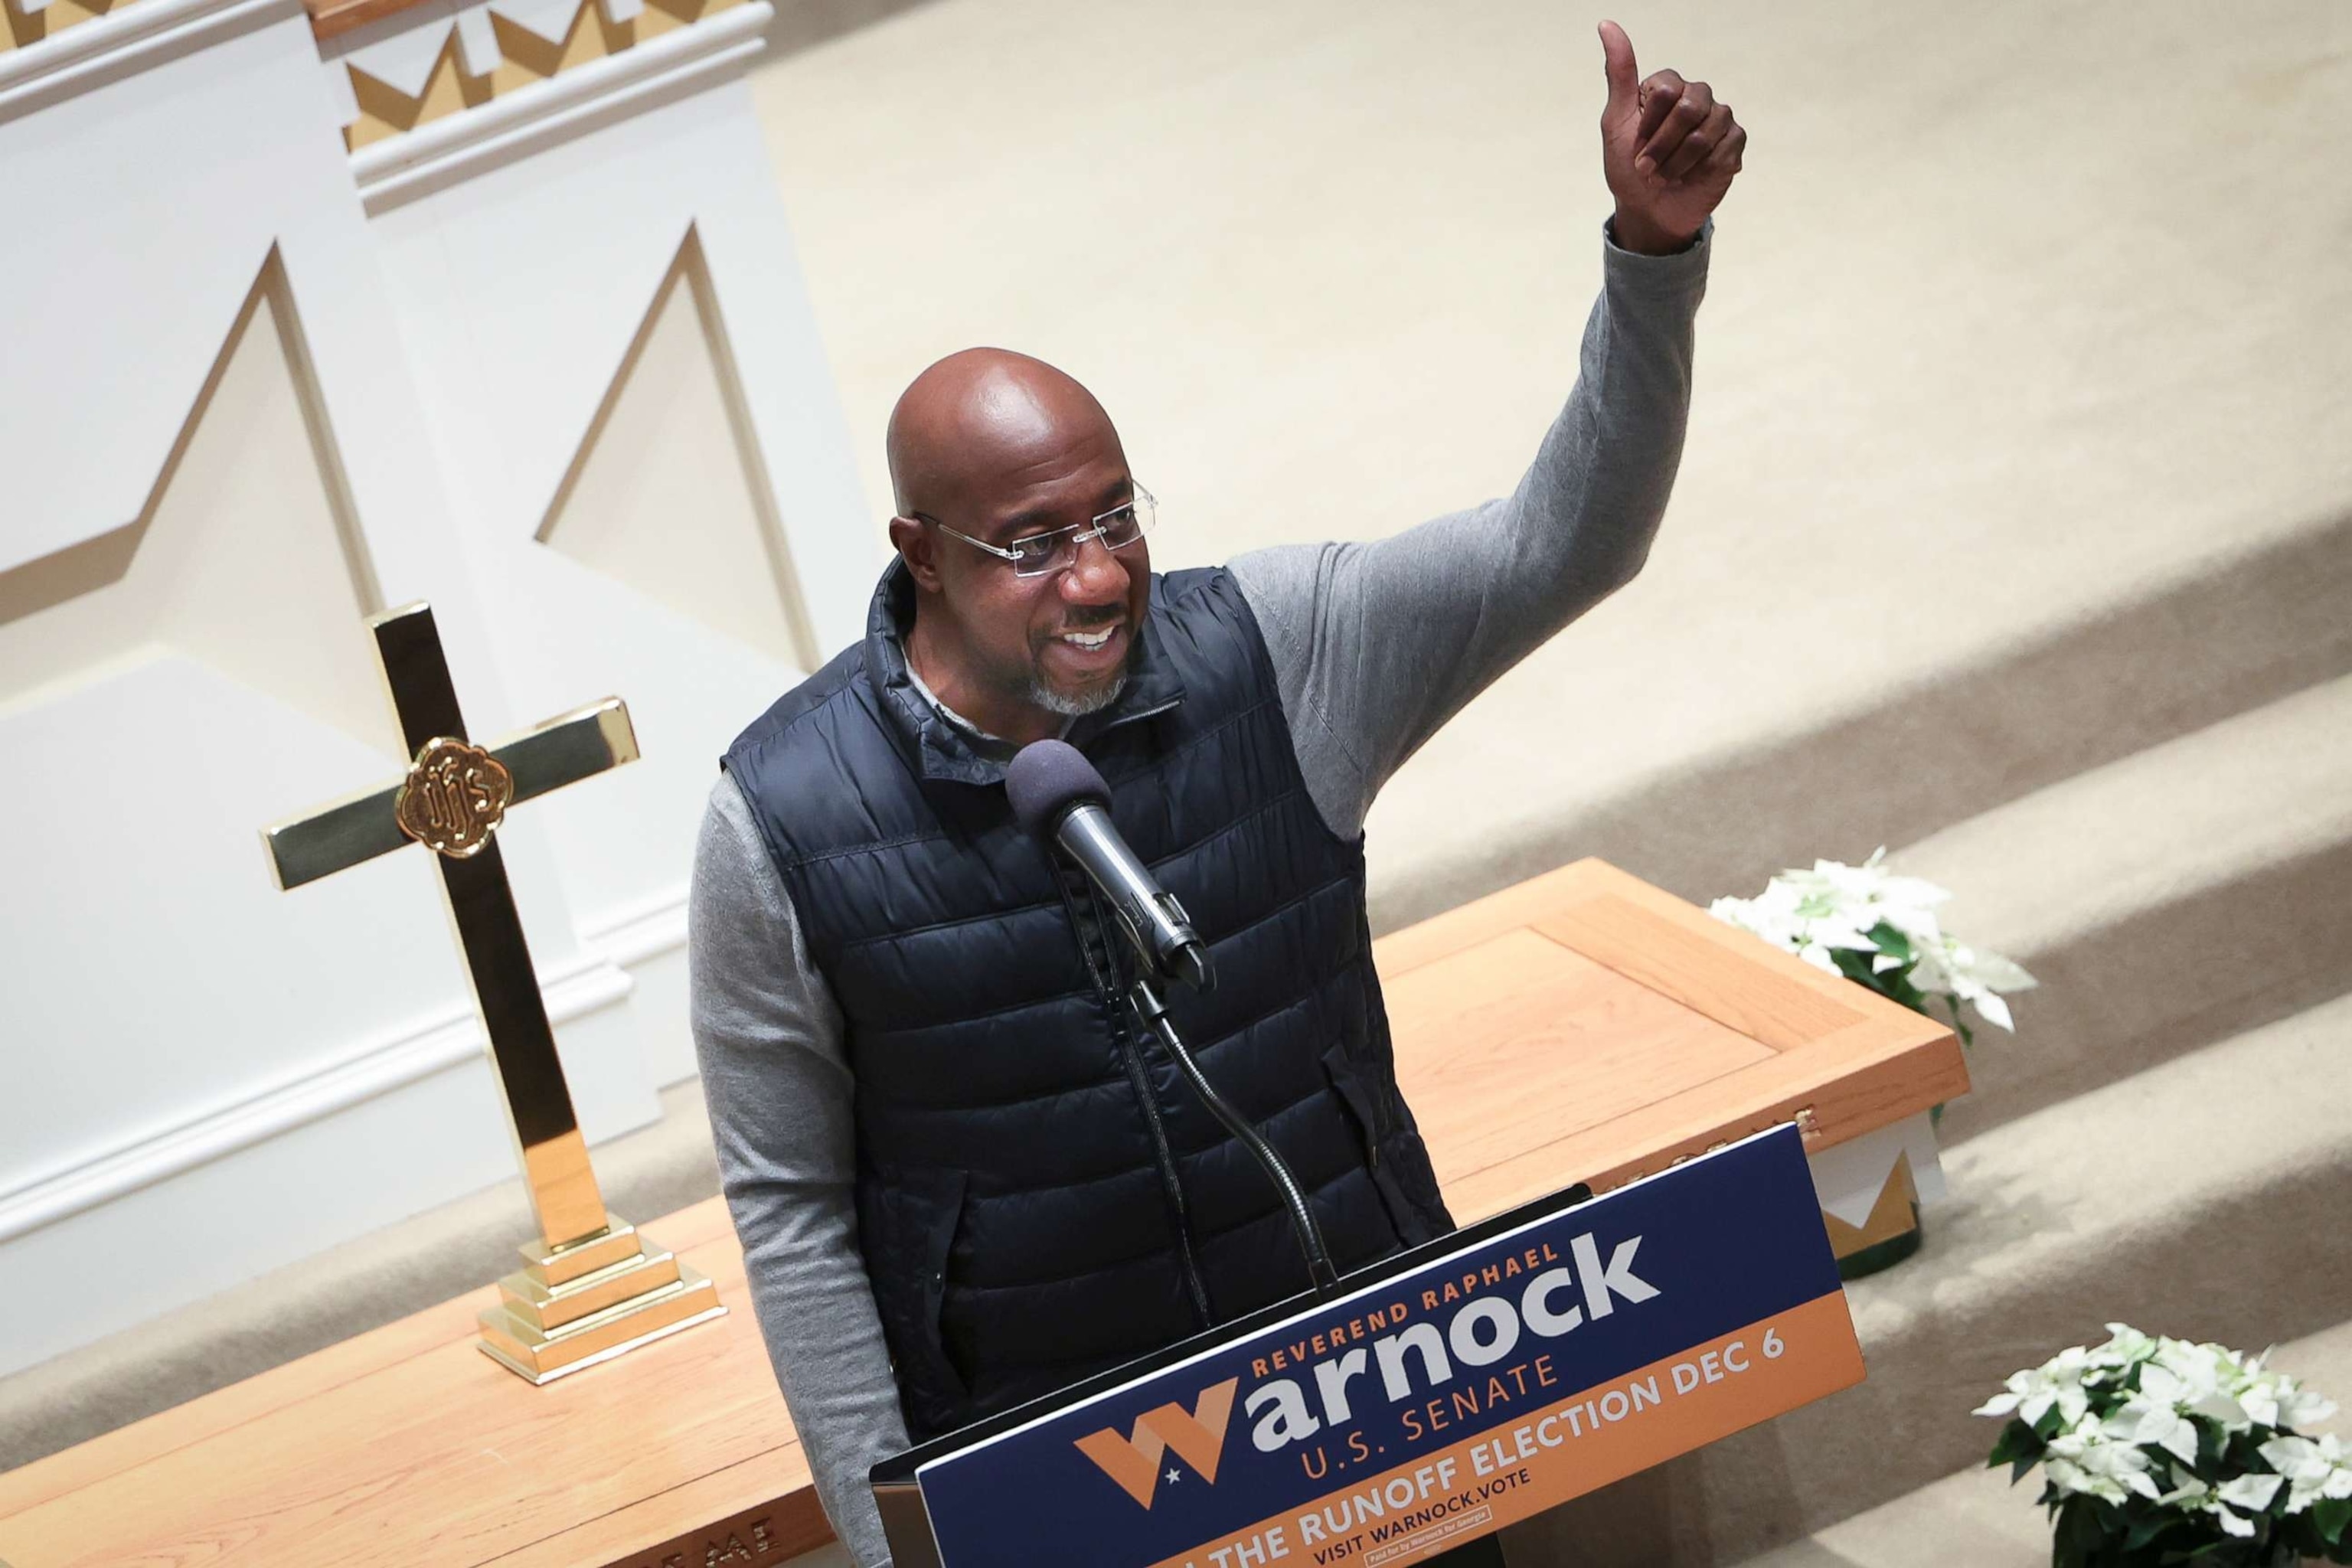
[912,1124,1861,1568]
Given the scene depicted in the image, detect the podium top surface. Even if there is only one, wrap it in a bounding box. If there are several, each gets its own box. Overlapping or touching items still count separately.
[0,1198,826,1568]
[1378,858,1965,1221]
[0,859,1962,1567]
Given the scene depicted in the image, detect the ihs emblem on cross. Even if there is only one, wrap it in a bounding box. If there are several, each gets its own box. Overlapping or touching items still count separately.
[393,736,512,858]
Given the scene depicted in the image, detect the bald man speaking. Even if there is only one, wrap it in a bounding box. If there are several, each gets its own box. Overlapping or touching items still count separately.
[691,24,1741,1565]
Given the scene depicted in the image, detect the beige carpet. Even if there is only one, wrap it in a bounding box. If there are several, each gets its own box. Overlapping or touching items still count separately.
[747,0,2352,923]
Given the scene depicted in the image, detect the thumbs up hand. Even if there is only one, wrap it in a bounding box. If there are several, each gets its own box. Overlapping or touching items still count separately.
[1599,19,1744,255]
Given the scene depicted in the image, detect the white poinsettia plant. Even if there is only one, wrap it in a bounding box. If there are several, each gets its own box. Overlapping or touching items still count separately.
[1978,1324,2352,1566]
[1709,846,2036,1047]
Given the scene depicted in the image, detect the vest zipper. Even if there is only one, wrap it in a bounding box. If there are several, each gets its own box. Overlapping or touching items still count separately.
[1057,863,1215,1329]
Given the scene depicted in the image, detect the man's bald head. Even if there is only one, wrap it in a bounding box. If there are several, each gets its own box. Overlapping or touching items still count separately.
[887,348,1124,522]
[880,345,1152,745]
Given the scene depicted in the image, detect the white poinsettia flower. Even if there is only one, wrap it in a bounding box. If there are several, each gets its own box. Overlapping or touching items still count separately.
[2104,1376,2201,1465]
[2218,1472,2283,1513]
[2260,1432,2352,1514]
[2156,1479,2265,1538]
[1716,851,2030,1034]
[2044,1419,2161,1504]
[2145,1361,2231,1417]
[2145,1339,2260,1432]
[1973,1387,2024,1418]
[1956,946,2039,992]
[2095,1323,2162,1370]
[1713,877,1880,974]
[1710,891,1810,955]
[2238,1367,2337,1431]
[1912,936,2036,1031]
[1798,847,1893,900]
[1978,1346,2103,1428]
[2043,1457,2123,1504]
[1998,1329,2347,1545]
[1864,880,1953,946]
[1708,893,1769,932]
[1958,976,2015,1032]
[2154,1335,2230,1385]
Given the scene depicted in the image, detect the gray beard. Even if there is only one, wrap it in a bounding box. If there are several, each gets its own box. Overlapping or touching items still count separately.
[1027,670,1126,717]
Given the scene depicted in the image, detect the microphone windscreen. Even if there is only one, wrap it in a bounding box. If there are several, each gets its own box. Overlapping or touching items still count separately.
[1006,740,1109,838]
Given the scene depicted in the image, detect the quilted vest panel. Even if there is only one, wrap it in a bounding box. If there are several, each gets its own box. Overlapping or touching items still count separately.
[725,563,1452,1440]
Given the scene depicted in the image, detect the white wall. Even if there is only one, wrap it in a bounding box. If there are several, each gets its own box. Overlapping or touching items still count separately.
[0,0,863,1374]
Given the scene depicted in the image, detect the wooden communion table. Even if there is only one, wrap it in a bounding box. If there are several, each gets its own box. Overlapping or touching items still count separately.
[0,860,1963,1568]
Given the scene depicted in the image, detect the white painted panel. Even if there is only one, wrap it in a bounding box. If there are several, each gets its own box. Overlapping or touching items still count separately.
[0,266,394,749]
[0,656,456,1181]
[0,998,645,1372]
[0,5,662,1371]
[0,3,321,573]
[367,73,875,1080]
[685,77,874,661]
[537,243,808,670]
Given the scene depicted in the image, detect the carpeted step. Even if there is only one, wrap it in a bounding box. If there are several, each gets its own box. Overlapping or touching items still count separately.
[1368,514,2352,939]
[1896,668,2352,1144]
[1730,1318,2352,1568]
[1497,994,2352,1566]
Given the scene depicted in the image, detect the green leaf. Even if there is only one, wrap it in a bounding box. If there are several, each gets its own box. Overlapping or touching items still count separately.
[1989,1418,2043,1470]
[1830,949,1880,988]
[2317,1496,2352,1547]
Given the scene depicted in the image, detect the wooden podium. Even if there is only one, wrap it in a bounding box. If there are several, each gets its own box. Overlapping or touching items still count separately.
[0,861,1964,1568]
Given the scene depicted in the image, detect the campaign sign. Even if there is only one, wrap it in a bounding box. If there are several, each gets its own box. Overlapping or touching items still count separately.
[912,1124,1863,1567]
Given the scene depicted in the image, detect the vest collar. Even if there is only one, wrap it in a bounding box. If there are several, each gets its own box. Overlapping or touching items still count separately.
[863,559,1189,786]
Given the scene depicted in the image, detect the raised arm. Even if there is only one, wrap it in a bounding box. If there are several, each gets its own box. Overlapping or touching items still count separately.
[1230,21,1740,839]
[690,776,908,1566]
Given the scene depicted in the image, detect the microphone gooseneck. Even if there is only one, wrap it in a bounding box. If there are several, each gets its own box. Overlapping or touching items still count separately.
[1127,976,1340,1295]
[1009,739,1340,1298]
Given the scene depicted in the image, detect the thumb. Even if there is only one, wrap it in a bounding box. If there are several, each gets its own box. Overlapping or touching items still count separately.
[1598,18,1638,117]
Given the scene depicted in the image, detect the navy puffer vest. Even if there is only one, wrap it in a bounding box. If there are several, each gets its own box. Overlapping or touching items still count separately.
[724,563,1452,1440]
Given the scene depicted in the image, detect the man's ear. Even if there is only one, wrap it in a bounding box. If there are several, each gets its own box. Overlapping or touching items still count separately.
[889,514,947,594]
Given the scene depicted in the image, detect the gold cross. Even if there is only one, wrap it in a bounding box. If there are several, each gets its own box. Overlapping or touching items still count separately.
[263,603,720,1383]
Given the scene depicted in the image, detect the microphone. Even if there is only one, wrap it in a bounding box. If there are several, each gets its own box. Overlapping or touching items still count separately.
[1006,740,1214,992]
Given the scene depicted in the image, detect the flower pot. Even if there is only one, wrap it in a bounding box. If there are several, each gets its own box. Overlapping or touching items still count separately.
[1827,1151,1922,1281]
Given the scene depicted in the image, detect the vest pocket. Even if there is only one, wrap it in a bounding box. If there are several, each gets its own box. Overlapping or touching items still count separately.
[877,1165,971,1426]
[1319,1044,1419,1245]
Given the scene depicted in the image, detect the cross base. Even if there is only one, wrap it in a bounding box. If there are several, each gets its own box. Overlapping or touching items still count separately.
[475,1217,727,1384]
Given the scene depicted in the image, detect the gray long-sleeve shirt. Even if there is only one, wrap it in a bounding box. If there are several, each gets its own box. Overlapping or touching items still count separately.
[688,216,1710,1566]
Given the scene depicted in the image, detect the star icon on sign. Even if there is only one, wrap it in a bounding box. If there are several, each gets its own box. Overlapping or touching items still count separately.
[1165,1468,1181,1485]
